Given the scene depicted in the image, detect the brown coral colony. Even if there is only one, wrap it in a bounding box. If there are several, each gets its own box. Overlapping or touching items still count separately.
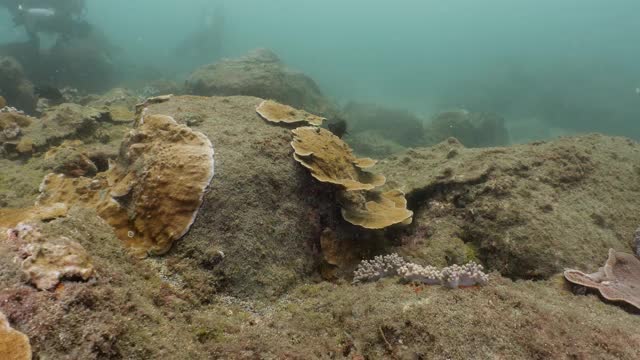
[257,99,325,126]
[289,124,412,229]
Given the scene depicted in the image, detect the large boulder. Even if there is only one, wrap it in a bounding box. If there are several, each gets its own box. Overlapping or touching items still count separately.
[343,102,426,148]
[377,135,640,278]
[425,109,510,148]
[146,95,326,297]
[185,49,336,117]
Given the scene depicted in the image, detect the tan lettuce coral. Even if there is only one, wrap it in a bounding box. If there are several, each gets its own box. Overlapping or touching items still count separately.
[564,249,640,310]
[291,126,385,191]
[38,114,215,256]
[15,226,94,290]
[339,189,413,229]
[290,126,412,229]
[257,100,325,126]
[0,312,31,360]
[0,95,5,108]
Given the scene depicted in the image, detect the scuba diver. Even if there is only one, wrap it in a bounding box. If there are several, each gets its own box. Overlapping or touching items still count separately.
[0,0,116,92]
[2,0,90,45]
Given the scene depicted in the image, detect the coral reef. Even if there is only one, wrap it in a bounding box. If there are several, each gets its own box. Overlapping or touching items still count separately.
[256,99,325,126]
[1,92,640,358]
[0,311,31,360]
[0,96,5,108]
[186,49,337,116]
[37,114,215,256]
[564,249,640,310]
[10,225,94,291]
[3,210,640,359]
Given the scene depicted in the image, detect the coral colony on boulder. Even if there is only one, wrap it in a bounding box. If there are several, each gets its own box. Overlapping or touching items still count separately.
[352,253,489,288]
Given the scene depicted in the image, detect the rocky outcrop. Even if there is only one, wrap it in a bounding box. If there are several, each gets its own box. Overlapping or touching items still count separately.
[146,95,327,296]
[425,109,509,148]
[343,102,425,148]
[377,135,640,277]
[186,49,336,117]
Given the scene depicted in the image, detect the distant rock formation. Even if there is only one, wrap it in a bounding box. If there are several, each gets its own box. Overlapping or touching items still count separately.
[186,49,337,117]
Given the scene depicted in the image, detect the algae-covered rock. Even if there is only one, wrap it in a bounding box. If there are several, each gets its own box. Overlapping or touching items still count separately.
[186,49,336,116]
[84,88,140,122]
[16,226,94,291]
[43,140,99,177]
[0,112,33,155]
[22,103,108,152]
[378,135,640,279]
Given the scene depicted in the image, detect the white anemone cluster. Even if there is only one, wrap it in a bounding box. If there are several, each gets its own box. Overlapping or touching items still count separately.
[397,263,442,285]
[352,253,407,283]
[0,106,23,113]
[353,253,489,289]
[440,262,489,288]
